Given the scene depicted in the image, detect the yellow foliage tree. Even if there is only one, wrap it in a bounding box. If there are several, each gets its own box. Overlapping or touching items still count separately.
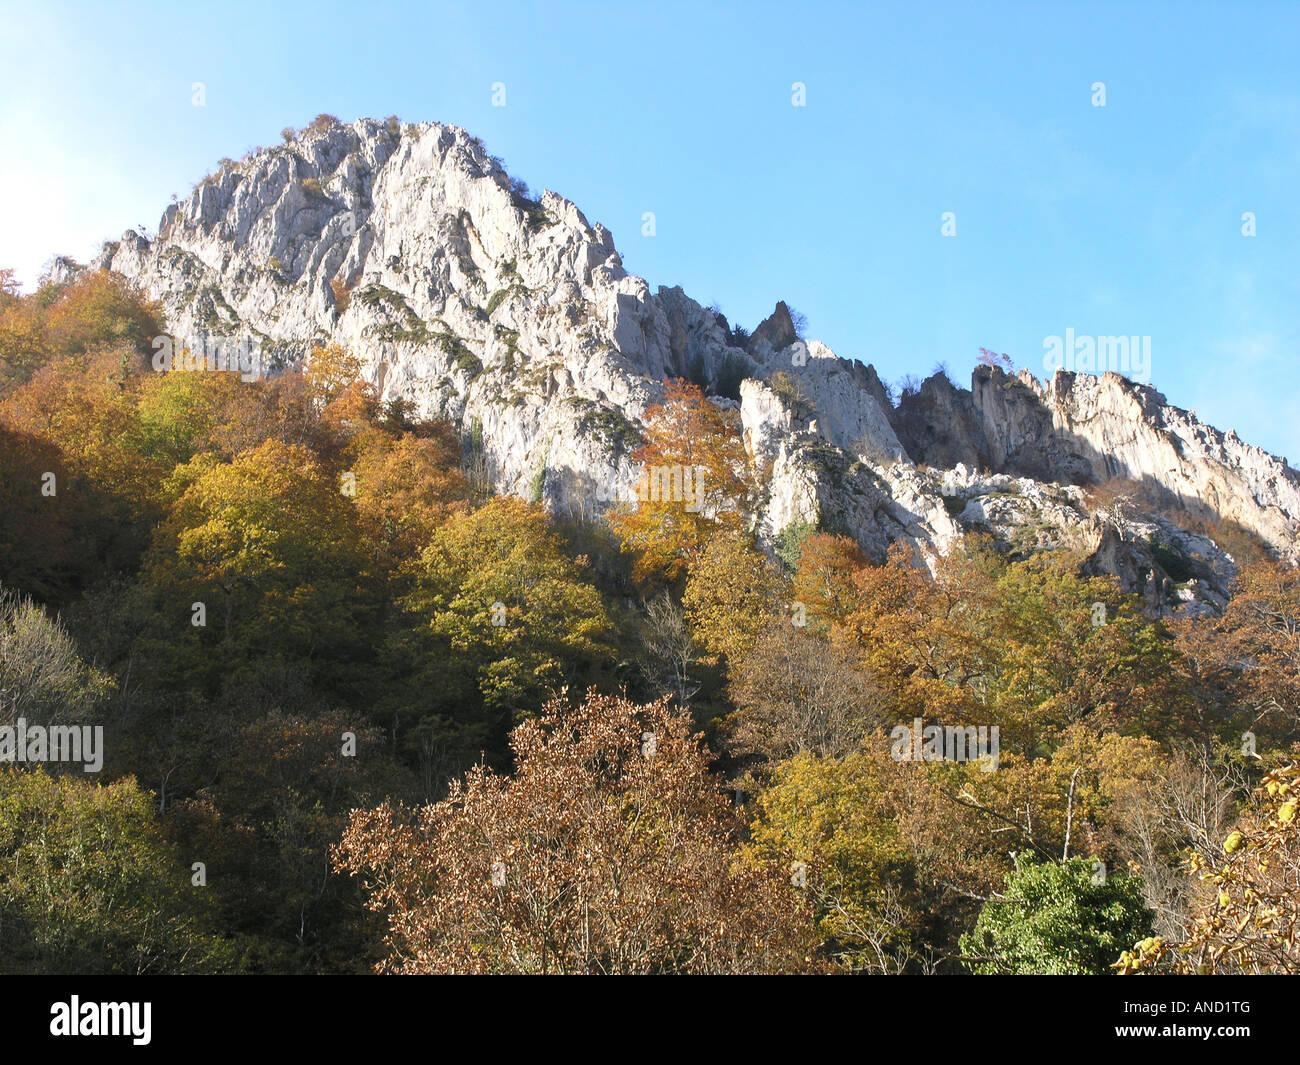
[682,530,783,666]
[305,342,362,407]
[1118,762,1300,974]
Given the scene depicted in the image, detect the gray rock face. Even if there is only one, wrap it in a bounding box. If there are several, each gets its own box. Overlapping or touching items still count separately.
[84,117,1297,613]
[970,366,1300,565]
[890,372,992,471]
[746,301,798,355]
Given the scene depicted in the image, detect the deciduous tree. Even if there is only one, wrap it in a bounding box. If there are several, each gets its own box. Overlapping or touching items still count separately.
[400,497,614,725]
[334,689,821,973]
[609,380,755,587]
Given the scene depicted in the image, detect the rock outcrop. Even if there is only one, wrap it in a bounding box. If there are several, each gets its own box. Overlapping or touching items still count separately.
[82,117,1298,614]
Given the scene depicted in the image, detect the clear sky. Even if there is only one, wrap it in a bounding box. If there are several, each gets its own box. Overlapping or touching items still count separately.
[2,0,1298,463]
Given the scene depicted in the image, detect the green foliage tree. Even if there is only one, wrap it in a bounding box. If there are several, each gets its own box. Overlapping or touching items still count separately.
[0,586,111,728]
[0,428,85,601]
[960,856,1153,974]
[0,769,227,973]
[165,710,399,973]
[682,529,782,667]
[399,496,614,729]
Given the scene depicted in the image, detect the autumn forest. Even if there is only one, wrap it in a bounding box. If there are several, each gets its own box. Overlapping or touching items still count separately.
[1,268,1297,976]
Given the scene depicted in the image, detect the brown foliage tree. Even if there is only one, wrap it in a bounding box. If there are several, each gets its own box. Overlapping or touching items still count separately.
[726,619,883,765]
[38,269,163,364]
[350,428,469,570]
[334,689,821,973]
[1175,560,1300,739]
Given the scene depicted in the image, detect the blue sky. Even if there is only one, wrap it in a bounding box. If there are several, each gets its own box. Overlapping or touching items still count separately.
[2,0,1298,462]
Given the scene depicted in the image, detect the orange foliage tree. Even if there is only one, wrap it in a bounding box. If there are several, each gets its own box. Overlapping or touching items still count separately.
[791,532,868,631]
[609,380,756,587]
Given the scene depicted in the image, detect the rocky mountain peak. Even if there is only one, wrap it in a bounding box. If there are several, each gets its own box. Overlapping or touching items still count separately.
[746,301,798,355]
[82,116,1299,616]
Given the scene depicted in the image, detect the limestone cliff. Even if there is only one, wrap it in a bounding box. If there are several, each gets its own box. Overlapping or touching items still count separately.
[81,117,1297,614]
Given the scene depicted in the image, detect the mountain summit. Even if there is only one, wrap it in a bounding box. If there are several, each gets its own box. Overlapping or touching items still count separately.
[80,116,1300,614]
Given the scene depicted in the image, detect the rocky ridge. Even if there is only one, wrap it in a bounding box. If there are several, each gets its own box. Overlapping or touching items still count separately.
[78,117,1300,614]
